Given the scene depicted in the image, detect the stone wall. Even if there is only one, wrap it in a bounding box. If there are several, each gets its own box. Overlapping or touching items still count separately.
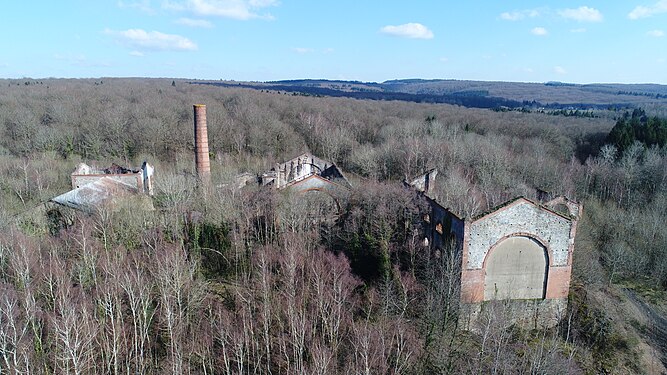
[460,197,578,307]
[460,298,568,331]
[466,199,572,269]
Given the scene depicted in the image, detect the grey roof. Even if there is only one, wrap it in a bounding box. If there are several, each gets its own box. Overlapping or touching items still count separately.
[51,177,140,213]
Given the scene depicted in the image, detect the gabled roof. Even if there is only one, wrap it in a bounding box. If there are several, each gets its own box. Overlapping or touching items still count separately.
[471,196,574,223]
[51,177,141,213]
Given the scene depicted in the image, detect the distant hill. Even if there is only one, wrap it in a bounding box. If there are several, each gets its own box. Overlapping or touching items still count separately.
[190,79,667,111]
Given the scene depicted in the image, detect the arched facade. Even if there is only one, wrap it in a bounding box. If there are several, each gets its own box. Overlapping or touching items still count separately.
[483,235,549,300]
[460,197,579,304]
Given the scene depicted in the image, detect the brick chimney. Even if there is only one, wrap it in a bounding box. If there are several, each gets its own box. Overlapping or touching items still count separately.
[193,104,211,183]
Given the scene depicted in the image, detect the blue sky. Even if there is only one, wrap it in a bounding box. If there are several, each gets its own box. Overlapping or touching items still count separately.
[1,1,666,83]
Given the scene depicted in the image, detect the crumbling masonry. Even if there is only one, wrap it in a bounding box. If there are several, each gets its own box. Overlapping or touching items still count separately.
[409,171,581,328]
[51,104,581,329]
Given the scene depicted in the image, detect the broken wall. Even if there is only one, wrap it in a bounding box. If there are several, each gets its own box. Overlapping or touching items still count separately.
[459,198,578,327]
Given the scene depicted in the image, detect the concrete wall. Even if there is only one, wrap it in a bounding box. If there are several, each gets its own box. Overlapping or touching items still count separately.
[483,236,547,300]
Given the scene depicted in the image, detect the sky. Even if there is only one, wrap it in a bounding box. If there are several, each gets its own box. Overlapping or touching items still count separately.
[1,1,666,84]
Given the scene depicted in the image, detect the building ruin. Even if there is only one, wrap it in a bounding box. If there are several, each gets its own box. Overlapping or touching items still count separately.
[258,152,351,192]
[407,170,581,328]
[49,103,580,329]
[51,162,154,213]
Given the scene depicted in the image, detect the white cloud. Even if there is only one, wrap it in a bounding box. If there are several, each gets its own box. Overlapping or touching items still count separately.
[323,48,334,54]
[176,17,213,27]
[439,57,449,63]
[648,29,665,37]
[106,28,198,51]
[380,23,434,39]
[130,51,145,57]
[531,27,548,36]
[166,0,279,20]
[558,6,603,22]
[500,9,540,21]
[628,0,667,19]
[554,66,567,75]
[570,28,587,33]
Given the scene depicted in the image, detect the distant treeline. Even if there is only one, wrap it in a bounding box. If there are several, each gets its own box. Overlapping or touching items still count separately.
[191,81,527,109]
[545,81,578,87]
[191,81,636,113]
[616,90,667,99]
[607,108,667,151]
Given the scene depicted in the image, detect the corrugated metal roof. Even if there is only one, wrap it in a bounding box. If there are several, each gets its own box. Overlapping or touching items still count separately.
[51,177,140,213]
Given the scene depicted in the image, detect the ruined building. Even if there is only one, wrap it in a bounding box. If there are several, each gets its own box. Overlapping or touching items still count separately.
[259,152,351,193]
[49,102,579,329]
[51,162,154,213]
[408,170,581,328]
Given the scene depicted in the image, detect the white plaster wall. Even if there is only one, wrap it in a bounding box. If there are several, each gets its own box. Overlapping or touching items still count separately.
[467,200,571,269]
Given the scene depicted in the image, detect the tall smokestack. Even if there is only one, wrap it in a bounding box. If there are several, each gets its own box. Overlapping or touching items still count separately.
[193,104,211,183]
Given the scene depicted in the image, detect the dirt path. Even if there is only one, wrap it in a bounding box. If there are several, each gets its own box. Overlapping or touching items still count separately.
[623,288,667,369]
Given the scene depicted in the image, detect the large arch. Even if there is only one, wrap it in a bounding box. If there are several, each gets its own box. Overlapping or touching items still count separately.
[483,235,549,301]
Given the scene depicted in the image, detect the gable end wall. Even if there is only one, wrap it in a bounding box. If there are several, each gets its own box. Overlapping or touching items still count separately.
[467,201,572,269]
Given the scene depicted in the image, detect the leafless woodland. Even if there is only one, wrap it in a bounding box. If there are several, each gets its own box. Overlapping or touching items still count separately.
[0,78,666,374]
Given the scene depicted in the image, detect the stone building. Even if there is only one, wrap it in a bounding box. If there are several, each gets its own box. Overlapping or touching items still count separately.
[407,170,582,328]
[259,152,351,193]
[236,152,352,217]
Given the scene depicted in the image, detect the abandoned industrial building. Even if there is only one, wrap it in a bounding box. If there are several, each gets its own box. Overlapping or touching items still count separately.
[258,152,351,193]
[48,103,581,329]
[51,161,154,213]
[407,170,581,327]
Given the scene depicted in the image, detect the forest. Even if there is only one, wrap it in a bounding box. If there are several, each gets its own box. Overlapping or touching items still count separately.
[607,108,667,151]
[0,77,666,374]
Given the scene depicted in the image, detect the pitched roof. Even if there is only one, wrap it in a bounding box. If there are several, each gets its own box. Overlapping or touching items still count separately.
[51,177,141,213]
